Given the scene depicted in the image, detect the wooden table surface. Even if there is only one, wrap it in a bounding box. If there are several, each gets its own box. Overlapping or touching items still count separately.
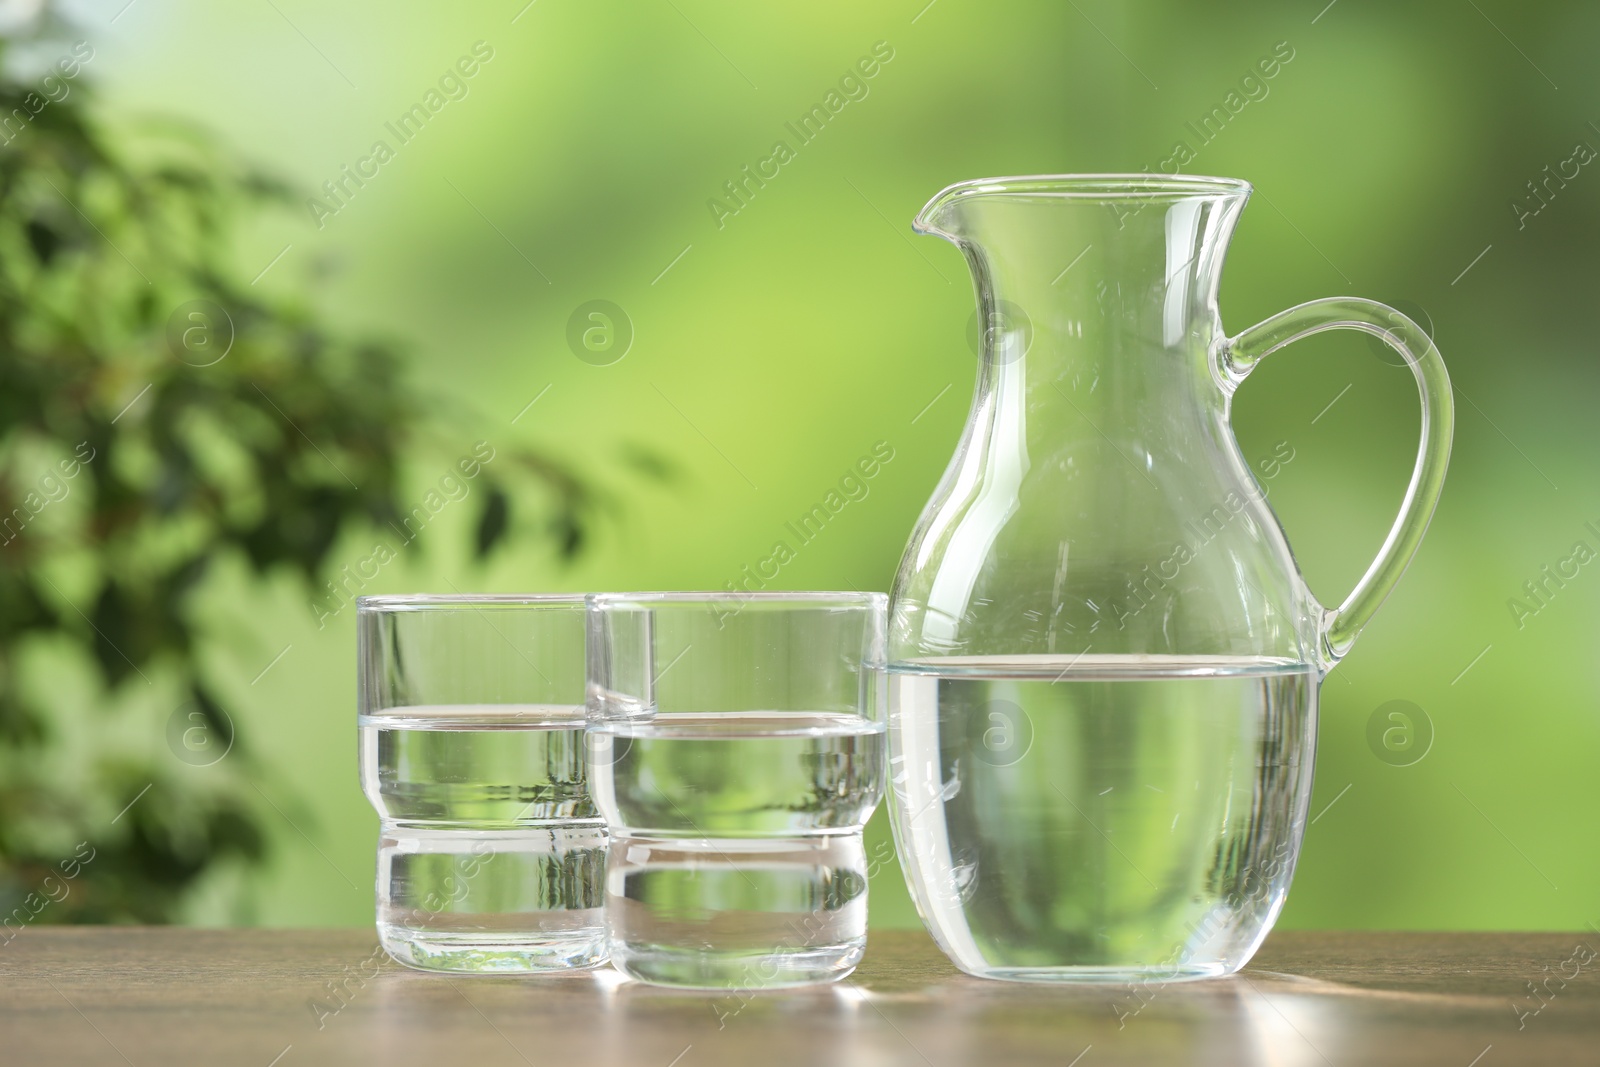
[1,928,1593,1066]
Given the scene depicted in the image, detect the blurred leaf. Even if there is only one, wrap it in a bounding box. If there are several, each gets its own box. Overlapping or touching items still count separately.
[475,485,509,559]
[24,217,60,264]
[617,443,679,483]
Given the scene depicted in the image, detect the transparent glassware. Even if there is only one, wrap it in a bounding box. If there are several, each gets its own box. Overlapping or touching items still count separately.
[886,175,1453,982]
[586,592,888,989]
[357,595,607,972]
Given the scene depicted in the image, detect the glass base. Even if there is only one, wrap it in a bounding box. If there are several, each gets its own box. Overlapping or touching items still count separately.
[609,939,865,990]
[375,822,608,974]
[378,923,607,973]
[603,833,870,989]
[962,961,1236,984]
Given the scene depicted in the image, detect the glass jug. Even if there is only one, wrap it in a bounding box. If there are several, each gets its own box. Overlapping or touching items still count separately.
[886,175,1452,982]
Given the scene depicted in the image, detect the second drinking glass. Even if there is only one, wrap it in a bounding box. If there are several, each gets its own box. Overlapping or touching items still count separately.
[586,592,887,988]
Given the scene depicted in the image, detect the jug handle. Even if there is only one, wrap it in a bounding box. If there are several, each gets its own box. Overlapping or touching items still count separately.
[1221,297,1454,666]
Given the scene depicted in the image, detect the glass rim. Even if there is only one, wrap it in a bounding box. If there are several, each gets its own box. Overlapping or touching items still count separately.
[356,593,586,612]
[588,590,886,609]
[917,173,1252,226]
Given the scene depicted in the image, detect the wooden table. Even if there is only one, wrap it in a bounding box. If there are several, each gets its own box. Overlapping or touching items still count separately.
[1,928,1593,1065]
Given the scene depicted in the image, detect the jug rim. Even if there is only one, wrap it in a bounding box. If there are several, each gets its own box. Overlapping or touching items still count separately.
[915,173,1251,232]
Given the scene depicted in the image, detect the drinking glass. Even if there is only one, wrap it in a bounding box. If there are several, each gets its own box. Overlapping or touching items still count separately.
[586,592,887,988]
[358,595,606,972]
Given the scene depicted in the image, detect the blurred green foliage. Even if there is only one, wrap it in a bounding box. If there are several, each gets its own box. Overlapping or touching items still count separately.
[7,0,1595,930]
[0,17,612,925]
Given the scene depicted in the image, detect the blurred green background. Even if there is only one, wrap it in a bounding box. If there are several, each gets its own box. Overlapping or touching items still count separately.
[20,0,1599,930]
